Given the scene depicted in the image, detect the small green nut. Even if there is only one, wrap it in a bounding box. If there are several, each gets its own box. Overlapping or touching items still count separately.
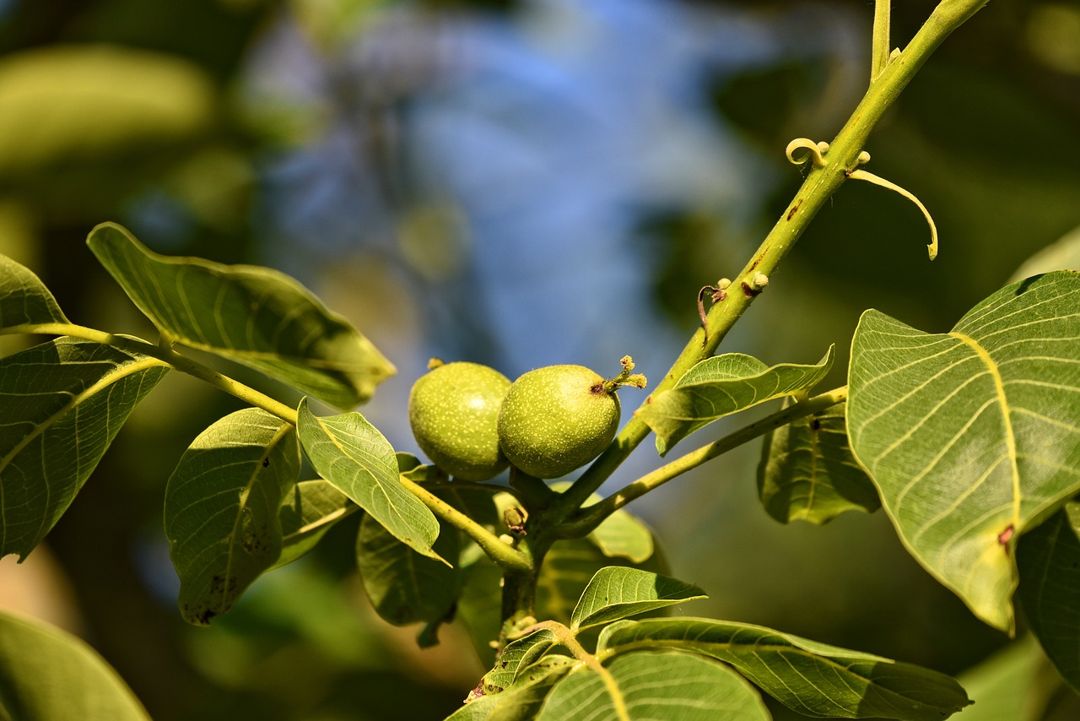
[408,361,511,481]
[497,365,620,479]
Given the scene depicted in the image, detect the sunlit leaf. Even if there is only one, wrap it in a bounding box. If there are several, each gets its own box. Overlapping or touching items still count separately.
[164,408,299,625]
[848,271,1080,630]
[587,507,654,564]
[638,346,834,455]
[447,656,574,721]
[0,338,168,559]
[757,401,879,524]
[0,254,67,329]
[0,611,150,720]
[536,650,770,721]
[1018,500,1080,692]
[296,399,441,560]
[87,223,395,408]
[275,480,354,568]
[598,618,971,720]
[570,567,706,632]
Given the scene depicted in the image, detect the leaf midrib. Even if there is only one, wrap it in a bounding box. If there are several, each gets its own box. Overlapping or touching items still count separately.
[950,331,1021,527]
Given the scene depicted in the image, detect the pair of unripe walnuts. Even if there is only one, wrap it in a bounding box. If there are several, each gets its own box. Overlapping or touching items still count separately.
[408,361,642,480]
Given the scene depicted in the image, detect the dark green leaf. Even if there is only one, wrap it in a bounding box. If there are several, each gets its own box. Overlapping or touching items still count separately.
[570,567,706,632]
[356,511,461,628]
[87,222,395,408]
[599,618,971,720]
[638,346,834,455]
[275,480,354,568]
[0,254,67,329]
[536,650,770,721]
[757,401,879,524]
[0,611,150,720]
[296,399,441,560]
[847,271,1080,631]
[164,409,299,625]
[0,338,168,559]
[1018,500,1080,692]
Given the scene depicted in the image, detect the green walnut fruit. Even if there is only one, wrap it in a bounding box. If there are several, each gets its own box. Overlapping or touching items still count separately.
[497,365,622,479]
[408,361,511,481]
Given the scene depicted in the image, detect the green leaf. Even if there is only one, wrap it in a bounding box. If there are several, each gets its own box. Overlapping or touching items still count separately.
[447,656,575,721]
[847,271,1080,631]
[570,567,706,632]
[1018,500,1080,692]
[0,338,168,559]
[535,650,770,721]
[598,618,971,720]
[0,611,150,720]
[356,510,461,628]
[275,480,354,568]
[296,399,441,560]
[0,254,67,329]
[587,507,654,564]
[481,628,561,695]
[87,222,395,408]
[955,639,1077,721]
[757,401,879,524]
[164,408,299,625]
[1010,225,1080,283]
[638,346,834,455]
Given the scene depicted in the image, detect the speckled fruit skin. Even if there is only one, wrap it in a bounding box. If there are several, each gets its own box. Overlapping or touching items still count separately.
[497,365,620,479]
[408,362,511,481]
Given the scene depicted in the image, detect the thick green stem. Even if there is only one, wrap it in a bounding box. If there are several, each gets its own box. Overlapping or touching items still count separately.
[560,387,848,538]
[872,0,892,79]
[554,0,987,519]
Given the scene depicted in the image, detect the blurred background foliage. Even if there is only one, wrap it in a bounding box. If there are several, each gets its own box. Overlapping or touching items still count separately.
[0,0,1078,719]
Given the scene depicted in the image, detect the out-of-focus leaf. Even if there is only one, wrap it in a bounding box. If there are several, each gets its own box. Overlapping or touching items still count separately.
[535,650,770,721]
[757,401,879,524]
[954,639,1077,721]
[164,408,299,625]
[1010,225,1080,282]
[1018,500,1080,692]
[88,223,395,408]
[0,46,212,175]
[570,567,706,632]
[848,271,1080,631]
[0,338,168,559]
[599,618,971,720]
[638,346,834,455]
[297,399,441,560]
[446,656,574,721]
[0,611,150,720]
[275,480,354,568]
[587,507,654,564]
[0,254,68,329]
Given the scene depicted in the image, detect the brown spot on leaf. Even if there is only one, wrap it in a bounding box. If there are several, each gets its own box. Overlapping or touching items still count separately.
[997,525,1015,546]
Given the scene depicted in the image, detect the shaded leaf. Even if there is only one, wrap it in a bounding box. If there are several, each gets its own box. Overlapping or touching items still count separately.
[0,338,168,559]
[447,656,574,721]
[87,222,395,408]
[0,254,67,329]
[570,567,706,632]
[757,400,879,524]
[164,409,299,625]
[598,618,971,720]
[296,399,441,560]
[356,510,461,628]
[275,480,354,568]
[847,271,1080,631]
[1018,500,1080,692]
[0,611,150,720]
[955,639,1078,721]
[638,346,834,455]
[536,650,770,721]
